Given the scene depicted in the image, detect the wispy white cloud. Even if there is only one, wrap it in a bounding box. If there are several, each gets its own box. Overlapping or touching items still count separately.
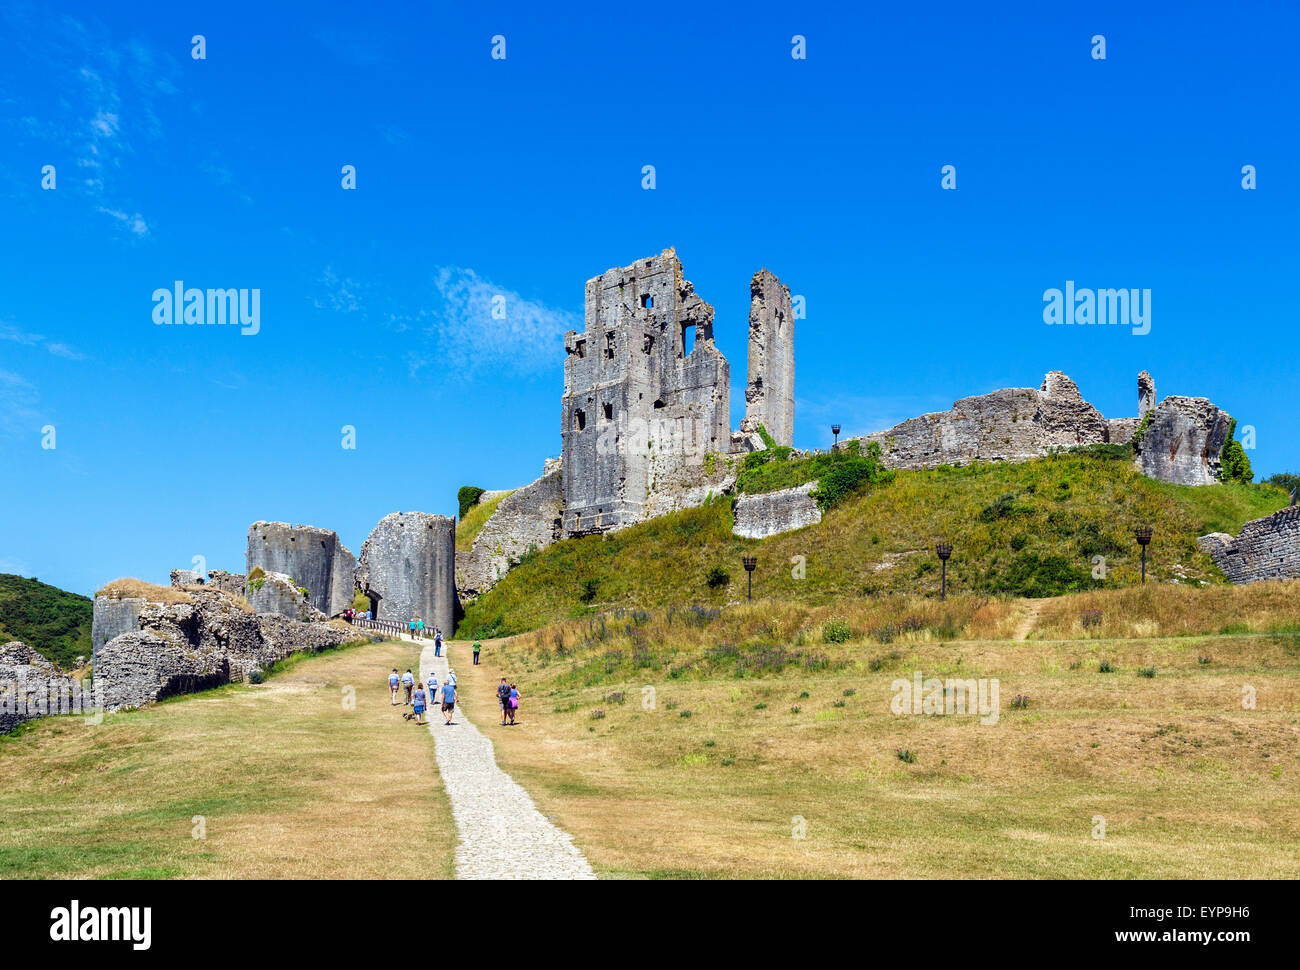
[427,268,578,377]
[0,8,177,237]
[0,322,87,361]
[313,267,363,314]
[96,206,148,237]
[0,369,40,436]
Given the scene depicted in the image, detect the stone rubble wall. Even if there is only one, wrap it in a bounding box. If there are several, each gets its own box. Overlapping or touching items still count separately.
[1197,505,1300,584]
[246,521,356,616]
[248,570,323,623]
[0,641,88,735]
[355,511,456,634]
[733,482,822,539]
[857,372,1110,470]
[91,595,146,668]
[457,470,564,602]
[1134,395,1233,486]
[92,585,367,712]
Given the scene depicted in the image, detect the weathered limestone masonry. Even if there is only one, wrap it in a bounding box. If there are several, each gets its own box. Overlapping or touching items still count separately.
[206,569,247,597]
[91,594,145,667]
[849,369,1234,487]
[95,585,363,711]
[742,269,795,447]
[247,570,322,622]
[733,482,821,539]
[858,371,1109,469]
[561,248,731,535]
[1198,505,1300,584]
[0,641,86,735]
[246,521,355,616]
[355,512,456,633]
[457,470,564,602]
[1134,395,1234,486]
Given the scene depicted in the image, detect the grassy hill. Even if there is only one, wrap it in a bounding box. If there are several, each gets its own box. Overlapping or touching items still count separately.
[460,452,1287,639]
[456,586,1300,878]
[0,574,92,669]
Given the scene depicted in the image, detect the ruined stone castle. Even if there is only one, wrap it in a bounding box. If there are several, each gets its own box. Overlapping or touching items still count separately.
[559,248,793,534]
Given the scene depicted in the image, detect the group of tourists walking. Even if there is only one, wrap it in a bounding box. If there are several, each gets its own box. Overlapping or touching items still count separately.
[408,619,443,648]
[390,665,458,725]
[384,629,512,729]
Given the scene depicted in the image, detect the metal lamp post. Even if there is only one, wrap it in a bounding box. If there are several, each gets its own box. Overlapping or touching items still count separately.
[1134,525,1153,585]
[832,424,841,455]
[742,556,757,602]
[936,542,952,601]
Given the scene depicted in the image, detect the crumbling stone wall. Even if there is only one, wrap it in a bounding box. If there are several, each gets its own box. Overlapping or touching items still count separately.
[0,641,90,734]
[561,248,730,535]
[457,470,564,601]
[857,372,1109,470]
[246,522,355,616]
[742,269,795,447]
[95,585,364,710]
[1198,505,1300,584]
[355,512,456,634]
[91,595,145,667]
[733,482,821,539]
[1134,396,1233,486]
[248,571,322,622]
[206,570,246,598]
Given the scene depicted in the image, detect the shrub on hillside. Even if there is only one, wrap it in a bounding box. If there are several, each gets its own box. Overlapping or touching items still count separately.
[457,485,486,519]
[1219,422,1253,484]
[823,618,852,643]
[705,565,731,589]
[1000,552,1098,598]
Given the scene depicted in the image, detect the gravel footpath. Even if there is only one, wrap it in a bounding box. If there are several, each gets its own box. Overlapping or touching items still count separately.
[417,638,596,880]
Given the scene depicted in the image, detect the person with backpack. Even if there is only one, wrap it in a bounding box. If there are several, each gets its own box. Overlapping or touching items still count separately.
[472,640,481,665]
[497,678,511,725]
[440,677,457,725]
[411,682,427,725]
[434,628,443,657]
[388,668,400,706]
[401,668,414,705]
[508,683,520,725]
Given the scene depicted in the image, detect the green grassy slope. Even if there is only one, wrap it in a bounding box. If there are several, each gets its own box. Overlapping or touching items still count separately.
[0,574,92,669]
[460,453,1287,639]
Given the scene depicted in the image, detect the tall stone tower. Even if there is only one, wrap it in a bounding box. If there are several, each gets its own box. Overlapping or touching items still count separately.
[560,248,730,535]
[1138,370,1156,419]
[742,268,795,446]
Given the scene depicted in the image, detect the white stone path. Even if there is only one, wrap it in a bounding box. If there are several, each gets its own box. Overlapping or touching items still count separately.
[414,636,596,880]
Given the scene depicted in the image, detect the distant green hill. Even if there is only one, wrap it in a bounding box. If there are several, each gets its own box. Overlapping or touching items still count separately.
[0,574,93,669]
[459,451,1288,639]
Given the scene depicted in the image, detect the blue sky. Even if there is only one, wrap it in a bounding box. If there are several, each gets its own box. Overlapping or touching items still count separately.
[1,0,1296,596]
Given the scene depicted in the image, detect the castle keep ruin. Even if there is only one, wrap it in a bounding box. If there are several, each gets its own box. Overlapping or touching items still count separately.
[560,248,793,536]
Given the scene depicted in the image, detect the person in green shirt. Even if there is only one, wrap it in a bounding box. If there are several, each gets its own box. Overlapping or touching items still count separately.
[473,640,481,665]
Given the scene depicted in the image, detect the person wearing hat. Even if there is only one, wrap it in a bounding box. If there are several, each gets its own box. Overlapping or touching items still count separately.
[388,668,401,705]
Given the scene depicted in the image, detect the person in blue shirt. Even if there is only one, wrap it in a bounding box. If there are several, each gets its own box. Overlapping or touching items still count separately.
[440,678,456,724]
[401,669,414,706]
[412,682,427,725]
[434,628,443,657]
[388,669,400,706]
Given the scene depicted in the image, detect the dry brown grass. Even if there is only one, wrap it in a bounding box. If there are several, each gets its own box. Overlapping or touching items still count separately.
[95,578,192,604]
[0,639,454,879]
[1029,580,1300,640]
[452,614,1300,879]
